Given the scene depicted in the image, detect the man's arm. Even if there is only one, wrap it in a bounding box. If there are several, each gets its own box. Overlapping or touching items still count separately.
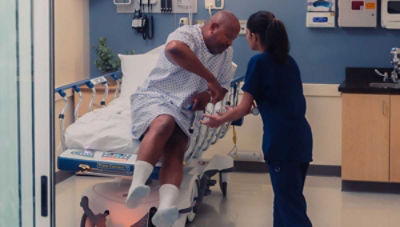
[165,40,227,103]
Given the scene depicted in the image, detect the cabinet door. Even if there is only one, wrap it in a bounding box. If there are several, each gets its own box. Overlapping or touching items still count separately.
[342,94,390,182]
[390,95,400,182]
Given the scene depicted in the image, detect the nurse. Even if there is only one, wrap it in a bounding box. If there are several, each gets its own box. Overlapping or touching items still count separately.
[201,11,313,227]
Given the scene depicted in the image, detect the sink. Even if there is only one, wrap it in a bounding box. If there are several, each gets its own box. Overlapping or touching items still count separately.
[368,82,400,89]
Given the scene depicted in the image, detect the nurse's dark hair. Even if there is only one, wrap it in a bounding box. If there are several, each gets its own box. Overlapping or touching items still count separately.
[247,11,289,64]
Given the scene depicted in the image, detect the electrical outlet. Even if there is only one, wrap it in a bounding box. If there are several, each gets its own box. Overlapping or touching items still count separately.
[205,0,214,9]
[239,20,247,35]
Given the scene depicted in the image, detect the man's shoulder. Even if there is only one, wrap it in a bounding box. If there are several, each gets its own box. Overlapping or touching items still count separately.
[173,24,201,36]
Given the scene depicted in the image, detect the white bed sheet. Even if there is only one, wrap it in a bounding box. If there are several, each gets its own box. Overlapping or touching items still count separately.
[64,97,141,153]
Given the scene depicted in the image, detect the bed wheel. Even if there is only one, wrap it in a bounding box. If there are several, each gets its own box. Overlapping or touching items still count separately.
[219,172,228,197]
[146,207,157,227]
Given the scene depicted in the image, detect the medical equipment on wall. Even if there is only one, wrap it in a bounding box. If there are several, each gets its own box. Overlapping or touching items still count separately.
[306,0,336,28]
[114,0,137,13]
[132,0,154,40]
[338,0,377,27]
[382,0,400,29]
[115,0,197,13]
[114,0,132,5]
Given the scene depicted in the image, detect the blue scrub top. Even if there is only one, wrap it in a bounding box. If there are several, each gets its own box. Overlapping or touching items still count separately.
[242,52,312,162]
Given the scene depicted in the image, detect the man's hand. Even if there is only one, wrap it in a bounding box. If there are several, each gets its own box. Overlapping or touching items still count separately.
[207,80,228,104]
[191,91,211,111]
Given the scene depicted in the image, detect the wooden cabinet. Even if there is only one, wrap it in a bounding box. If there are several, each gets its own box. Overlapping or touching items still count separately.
[342,93,400,182]
[74,85,118,118]
[342,94,390,182]
[390,96,400,182]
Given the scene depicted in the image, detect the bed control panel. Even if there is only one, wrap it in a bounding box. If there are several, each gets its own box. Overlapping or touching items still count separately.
[102,152,132,161]
[71,149,95,158]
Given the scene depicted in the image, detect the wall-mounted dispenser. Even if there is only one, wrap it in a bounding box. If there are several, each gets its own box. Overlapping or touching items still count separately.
[307,0,335,11]
[382,0,400,29]
[338,0,377,27]
[306,0,336,28]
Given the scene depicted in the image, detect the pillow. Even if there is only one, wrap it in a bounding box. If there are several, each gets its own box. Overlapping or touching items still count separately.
[118,52,160,98]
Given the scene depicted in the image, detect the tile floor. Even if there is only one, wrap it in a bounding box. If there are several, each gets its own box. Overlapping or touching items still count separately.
[56,172,400,227]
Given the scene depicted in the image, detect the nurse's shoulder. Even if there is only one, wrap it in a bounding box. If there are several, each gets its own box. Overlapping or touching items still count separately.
[247,52,272,69]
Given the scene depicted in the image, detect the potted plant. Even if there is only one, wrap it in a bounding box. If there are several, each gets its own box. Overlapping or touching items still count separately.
[94,37,121,74]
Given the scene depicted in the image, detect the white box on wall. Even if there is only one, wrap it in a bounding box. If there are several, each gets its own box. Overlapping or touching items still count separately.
[382,0,400,29]
[306,12,336,27]
[338,0,377,27]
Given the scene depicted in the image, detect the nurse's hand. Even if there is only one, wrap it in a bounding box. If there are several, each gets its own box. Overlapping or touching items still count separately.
[207,80,227,104]
[201,112,224,128]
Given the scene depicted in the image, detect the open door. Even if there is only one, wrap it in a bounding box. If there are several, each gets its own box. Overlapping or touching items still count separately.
[0,0,54,226]
[33,0,55,226]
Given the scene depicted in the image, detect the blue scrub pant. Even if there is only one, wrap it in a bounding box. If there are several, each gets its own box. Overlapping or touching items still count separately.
[267,161,312,227]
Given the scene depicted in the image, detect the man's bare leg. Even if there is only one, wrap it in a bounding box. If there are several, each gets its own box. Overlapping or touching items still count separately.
[126,115,177,208]
[152,126,188,227]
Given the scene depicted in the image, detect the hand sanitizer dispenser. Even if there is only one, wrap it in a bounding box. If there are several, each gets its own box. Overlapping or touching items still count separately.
[306,0,336,28]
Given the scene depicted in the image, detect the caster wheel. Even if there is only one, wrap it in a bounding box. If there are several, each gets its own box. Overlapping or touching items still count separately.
[187,180,200,223]
[219,172,228,197]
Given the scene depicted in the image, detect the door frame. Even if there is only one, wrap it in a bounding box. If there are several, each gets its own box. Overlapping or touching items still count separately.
[33,0,55,226]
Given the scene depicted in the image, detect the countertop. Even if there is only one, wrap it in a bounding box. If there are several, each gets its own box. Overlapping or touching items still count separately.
[338,67,400,94]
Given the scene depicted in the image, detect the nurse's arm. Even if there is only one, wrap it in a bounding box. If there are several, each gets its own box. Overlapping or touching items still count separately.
[201,92,254,128]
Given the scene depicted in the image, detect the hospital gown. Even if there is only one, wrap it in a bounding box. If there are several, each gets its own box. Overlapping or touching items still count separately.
[130,24,234,141]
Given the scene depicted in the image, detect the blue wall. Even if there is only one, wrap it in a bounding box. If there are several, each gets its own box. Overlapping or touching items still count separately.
[90,0,400,83]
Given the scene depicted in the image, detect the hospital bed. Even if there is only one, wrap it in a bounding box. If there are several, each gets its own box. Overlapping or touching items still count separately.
[55,47,243,227]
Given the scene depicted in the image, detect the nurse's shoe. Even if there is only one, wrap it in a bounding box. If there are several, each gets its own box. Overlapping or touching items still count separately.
[151,207,179,227]
[125,185,150,208]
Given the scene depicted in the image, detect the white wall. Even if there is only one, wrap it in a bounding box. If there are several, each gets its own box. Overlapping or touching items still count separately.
[54,0,90,166]
[203,84,342,166]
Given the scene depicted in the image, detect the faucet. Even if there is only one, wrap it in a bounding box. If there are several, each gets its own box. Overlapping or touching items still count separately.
[390,47,400,83]
[375,47,400,83]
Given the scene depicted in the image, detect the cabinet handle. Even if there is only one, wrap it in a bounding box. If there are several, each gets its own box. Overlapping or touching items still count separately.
[382,101,388,117]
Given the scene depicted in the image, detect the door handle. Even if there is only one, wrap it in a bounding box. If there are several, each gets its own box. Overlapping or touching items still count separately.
[41,175,48,217]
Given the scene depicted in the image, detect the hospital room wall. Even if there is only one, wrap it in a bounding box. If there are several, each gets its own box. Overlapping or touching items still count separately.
[54,0,90,166]
[89,0,400,83]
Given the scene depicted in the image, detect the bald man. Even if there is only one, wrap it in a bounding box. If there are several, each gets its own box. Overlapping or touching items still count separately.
[127,10,240,227]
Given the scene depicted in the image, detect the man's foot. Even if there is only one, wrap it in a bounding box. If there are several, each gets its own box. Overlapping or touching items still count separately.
[125,185,150,208]
[151,207,179,227]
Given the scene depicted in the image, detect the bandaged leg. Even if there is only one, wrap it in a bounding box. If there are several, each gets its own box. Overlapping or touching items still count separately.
[152,184,179,227]
[126,160,154,208]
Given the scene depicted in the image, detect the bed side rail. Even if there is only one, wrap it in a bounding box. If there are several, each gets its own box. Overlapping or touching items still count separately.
[183,75,245,164]
[54,71,122,151]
